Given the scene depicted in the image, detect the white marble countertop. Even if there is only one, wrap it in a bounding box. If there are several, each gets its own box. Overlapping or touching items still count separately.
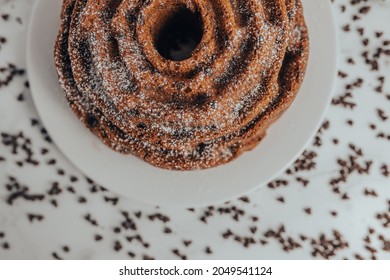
[0,0,389,260]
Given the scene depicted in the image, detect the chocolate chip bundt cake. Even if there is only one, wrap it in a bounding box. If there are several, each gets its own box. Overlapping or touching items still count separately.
[54,0,309,170]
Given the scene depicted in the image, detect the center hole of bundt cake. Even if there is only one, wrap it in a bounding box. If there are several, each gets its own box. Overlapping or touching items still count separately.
[155,7,203,61]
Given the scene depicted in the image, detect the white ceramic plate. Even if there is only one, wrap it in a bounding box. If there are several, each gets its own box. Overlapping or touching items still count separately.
[27,0,337,207]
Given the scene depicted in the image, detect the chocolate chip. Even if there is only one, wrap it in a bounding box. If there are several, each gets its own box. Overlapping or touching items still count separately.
[103,196,119,205]
[57,169,65,176]
[94,234,103,241]
[50,199,58,208]
[193,93,208,106]
[114,241,122,251]
[359,6,371,14]
[52,252,62,260]
[70,176,78,182]
[134,211,142,218]
[27,213,44,222]
[66,186,76,193]
[48,182,62,195]
[205,246,213,254]
[136,123,147,130]
[16,93,24,101]
[196,143,207,155]
[47,159,56,165]
[86,114,99,128]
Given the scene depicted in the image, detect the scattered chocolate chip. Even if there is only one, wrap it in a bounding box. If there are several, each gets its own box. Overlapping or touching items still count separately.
[103,196,119,205]
[143,255,155,260]
[16,93,24,101]
[205,246,213,254]
[364,188,378,197]
[114,241,122,251]
[94,234,103,241]
[134,211,142,218]
[57,169,65,176]
[86,114,99,128]
[78,197,87,203]
[47,159,56,165]
[66,186,76,193]
[84,214,99,227]
[48,182,62,196]
[172,249,187,260]
[50,199,58,208]
[52,252,62,260]
[70,176,78,182]
[27,213,44,223]
[1,14,10,21]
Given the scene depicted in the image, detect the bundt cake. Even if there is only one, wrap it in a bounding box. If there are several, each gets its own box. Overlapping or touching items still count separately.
[54,0,309,170]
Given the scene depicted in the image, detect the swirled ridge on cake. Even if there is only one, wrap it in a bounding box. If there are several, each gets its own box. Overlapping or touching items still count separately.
[54,0,309,170]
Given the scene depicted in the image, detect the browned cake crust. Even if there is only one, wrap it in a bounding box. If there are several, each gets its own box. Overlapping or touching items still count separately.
[54,0,309,170]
